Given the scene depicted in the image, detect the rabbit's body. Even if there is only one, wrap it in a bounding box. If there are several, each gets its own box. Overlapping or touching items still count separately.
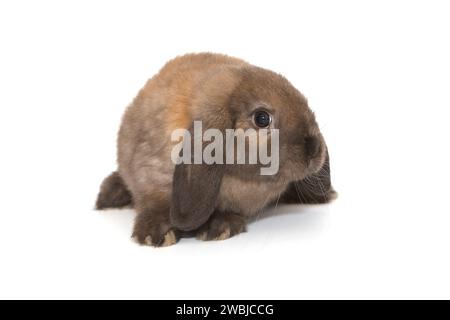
[96,53,336,247]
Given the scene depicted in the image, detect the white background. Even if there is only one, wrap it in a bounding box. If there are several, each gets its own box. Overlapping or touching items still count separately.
[1,0,449,299]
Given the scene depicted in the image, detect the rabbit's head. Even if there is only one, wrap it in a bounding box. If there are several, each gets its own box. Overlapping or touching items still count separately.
[170,65,327,230]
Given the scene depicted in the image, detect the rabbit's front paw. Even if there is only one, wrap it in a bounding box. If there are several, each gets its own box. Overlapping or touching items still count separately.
[132,212,178,247]
[196,212,246,241]
[133,229,178,247]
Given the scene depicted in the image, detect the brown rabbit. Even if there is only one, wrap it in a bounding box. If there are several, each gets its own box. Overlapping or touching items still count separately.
[96,53,336,247]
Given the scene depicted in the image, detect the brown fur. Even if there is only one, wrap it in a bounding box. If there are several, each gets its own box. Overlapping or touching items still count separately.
[96,53,336,247]
[96,171,132,209]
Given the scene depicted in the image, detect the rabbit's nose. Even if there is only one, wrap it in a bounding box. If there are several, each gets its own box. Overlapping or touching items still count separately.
[304,135,322,160]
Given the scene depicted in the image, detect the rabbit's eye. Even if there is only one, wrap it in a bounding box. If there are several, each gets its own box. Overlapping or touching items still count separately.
[253,110,271,128]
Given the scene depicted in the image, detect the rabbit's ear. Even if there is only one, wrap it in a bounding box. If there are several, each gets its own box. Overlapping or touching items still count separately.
[170,161,225,231]
[170,118,229,231]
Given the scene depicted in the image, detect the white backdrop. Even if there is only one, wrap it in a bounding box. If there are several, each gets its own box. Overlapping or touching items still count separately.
[1,0,449,299]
